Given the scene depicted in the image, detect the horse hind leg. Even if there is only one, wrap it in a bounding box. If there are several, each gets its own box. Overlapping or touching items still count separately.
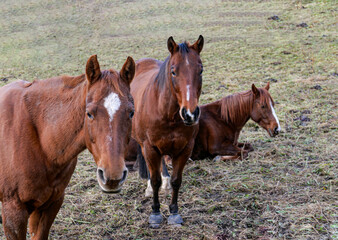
[136,145,153,198]
[144,157,171,198]
[213,149,249,161]
[29,194,64,240]
[2,200,29,239]
[160,156,171,196]
[211,141,250,161]
[237,142,254,152]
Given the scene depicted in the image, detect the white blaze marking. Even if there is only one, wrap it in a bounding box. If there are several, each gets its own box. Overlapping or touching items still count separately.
[186,57,189,66]
[106,136,112,143]
[187,109,194,121]
[186,85,190,101]
[104,92,121,122]
[270,100,281,131]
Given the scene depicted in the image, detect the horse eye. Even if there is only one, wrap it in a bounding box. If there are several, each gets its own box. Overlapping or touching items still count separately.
[171,71,176,77]
[129,110,134,119]
[261,105,265,109]
[86,111,94,120]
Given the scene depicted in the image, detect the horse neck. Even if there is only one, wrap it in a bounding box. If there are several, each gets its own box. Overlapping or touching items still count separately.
[219,91,253,130]
[155,58,180,121]
[30,75,88,163]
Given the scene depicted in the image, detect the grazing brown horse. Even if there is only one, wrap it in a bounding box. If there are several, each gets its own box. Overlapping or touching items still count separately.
[131,36,204,227]
[191,82,281,160]
[0,55,135,239]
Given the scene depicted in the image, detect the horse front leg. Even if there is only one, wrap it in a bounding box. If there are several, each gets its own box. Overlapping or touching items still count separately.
[142,143,163,228]
[168,145,192,226]
[2,199,29,239]
[237,142,254,152]
[137,146,171,197]
[210,141,249,161]
[145,157,171,197]
[29,194,64,240]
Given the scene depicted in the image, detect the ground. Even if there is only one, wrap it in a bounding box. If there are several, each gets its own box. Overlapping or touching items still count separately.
[0,0,337,239]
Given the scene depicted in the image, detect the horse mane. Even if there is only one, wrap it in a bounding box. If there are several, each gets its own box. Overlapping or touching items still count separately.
[220,88,271,124]
[155,42,190,90]
[156,57,169,90]
[63,70,123,96]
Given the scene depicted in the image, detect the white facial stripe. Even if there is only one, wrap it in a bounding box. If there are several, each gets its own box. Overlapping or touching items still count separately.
[186,85,190,101]
[270,100,281,131]
[104,92,121,122]
[186,57,189,66]
[187,109,194,121]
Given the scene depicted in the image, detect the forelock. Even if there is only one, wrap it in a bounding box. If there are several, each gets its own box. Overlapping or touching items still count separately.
[258,88,273,105]
[178,42,190,55]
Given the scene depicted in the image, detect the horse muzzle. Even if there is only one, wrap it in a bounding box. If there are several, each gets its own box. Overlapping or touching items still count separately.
[96,167,128,193]
[268,126,280,137]
[180,106,200,126]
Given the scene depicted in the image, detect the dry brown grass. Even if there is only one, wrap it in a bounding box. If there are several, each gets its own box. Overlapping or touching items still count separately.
[0,0,337,239]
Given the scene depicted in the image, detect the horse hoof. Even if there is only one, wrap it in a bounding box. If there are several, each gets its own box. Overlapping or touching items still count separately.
[149,223,161,229]
[168,214,183,225]
[149,213,163,225]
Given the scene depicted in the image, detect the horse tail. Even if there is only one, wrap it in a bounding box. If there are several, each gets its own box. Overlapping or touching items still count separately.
[137,144,149,179]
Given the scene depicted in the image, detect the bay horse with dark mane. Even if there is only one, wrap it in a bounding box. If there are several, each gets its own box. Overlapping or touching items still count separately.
[191,82,281,161]
[139,83,281,197]
[131,36,204,227]
[0,55,135,239]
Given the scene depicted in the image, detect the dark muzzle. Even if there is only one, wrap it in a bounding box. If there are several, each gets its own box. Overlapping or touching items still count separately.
[180,106,200,126]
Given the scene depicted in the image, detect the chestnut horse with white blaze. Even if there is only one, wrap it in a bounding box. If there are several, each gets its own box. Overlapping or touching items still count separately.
[0,55,135,239]
[131,36,204,227]
[191,82,281,160]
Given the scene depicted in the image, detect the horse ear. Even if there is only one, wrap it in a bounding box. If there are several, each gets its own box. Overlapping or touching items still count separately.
[265,82,270,91]
[86,55,101,84]
[252,84,260,97]
[191,35,204,54]
[120,56,135,86]
[167,36,178,55]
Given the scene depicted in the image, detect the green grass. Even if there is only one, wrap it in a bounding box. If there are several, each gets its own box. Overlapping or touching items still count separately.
[0,0,337,239]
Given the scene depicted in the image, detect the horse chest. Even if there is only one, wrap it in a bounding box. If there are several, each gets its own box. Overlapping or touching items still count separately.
[19,157,76,206]
[148,124,196,155]
[158,136,188,155]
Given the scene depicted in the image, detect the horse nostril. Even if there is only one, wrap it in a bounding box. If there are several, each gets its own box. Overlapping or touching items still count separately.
[120,169,128,184]
[98,168,106,184]
[274,127,279,135]
[181,107,187,119]
[193,106,200,120]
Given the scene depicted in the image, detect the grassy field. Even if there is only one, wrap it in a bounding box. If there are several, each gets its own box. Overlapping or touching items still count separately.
[0,0,337,239]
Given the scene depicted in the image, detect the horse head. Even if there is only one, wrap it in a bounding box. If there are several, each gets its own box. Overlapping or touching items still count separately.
[167,35,204,126]
[250,82,281,137]
[84,55,135,192]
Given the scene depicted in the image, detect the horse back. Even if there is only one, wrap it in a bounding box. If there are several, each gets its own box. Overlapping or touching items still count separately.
[0,80,31,124]
[131,58,162,110]
[0,81,34,199]
[0,78,80,205]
